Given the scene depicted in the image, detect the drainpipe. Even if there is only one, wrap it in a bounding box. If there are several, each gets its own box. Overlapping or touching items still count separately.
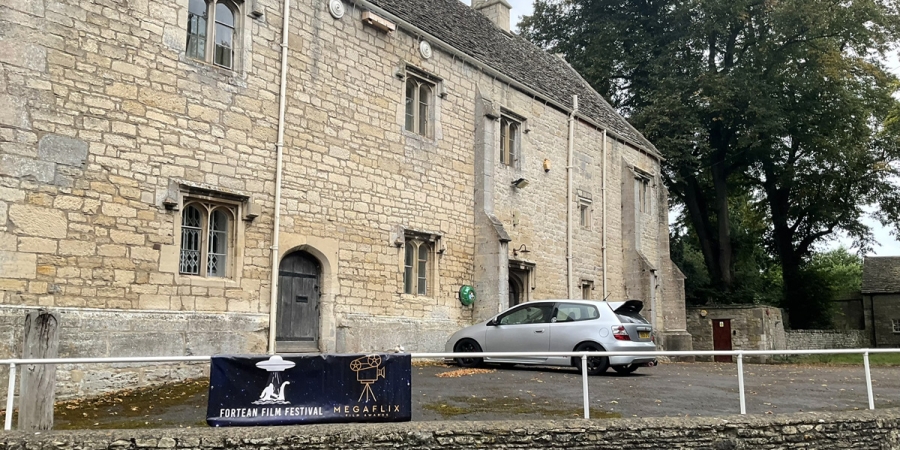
[601,130,607,300]
[268,0,292,355]
[567,95,577,298]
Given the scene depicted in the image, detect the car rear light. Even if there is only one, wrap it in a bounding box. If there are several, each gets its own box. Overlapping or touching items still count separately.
[611,325,631,341]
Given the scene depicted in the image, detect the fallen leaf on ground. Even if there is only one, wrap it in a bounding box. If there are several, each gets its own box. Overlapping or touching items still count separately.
[436,368,496,378]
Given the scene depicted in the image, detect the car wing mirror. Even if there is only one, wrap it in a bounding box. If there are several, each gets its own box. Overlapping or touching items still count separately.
[487,318,497,326]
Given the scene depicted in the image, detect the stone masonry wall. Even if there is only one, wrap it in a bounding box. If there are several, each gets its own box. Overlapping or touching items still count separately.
[687,306,786,362]
[1,0,687,381]
[785,330,871,350]
[2,410,900,449]
[0,306,267,398]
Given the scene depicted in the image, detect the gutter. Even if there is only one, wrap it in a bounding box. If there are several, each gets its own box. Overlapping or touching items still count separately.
[268,0,292,354]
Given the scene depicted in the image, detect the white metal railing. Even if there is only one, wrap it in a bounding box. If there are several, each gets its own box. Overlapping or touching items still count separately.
[1,348,898,430]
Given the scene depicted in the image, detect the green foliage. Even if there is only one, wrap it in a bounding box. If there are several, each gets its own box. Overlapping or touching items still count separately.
[806,248,863,299]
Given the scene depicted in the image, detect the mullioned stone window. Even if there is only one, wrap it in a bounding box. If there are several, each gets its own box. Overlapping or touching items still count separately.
[499,114,522,168]
[402,67,443,138]
[180,200,237,277]
[186,0,241,69]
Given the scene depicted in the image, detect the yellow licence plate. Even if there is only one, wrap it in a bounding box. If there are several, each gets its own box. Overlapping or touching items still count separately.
[639,331,650,339]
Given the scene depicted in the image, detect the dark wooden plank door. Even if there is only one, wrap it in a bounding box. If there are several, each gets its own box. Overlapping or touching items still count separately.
[277,252,319,350]
[712,319,732,363]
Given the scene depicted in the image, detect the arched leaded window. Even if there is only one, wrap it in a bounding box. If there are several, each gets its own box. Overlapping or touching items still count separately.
[185,0,239,69]
[403,237,432,296]
[180,201,235,277]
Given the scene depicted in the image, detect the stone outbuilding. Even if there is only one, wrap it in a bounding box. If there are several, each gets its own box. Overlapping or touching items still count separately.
[860,257,900,348]
[686,305,786,363]
[0,0,691,394]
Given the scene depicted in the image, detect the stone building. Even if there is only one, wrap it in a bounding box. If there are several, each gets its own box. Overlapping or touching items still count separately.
[860,257,900,348]
[0,0,691,393]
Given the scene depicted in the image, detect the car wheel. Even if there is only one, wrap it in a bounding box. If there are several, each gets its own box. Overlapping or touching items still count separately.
[453,339,483,368]
[573,342,609,375]
[612,364,639,375]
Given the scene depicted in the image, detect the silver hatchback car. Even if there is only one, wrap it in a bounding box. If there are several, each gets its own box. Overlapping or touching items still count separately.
[445,299,656,375]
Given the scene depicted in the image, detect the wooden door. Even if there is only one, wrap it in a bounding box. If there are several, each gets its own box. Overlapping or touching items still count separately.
[276,252,320,351]
[712,319,732,362]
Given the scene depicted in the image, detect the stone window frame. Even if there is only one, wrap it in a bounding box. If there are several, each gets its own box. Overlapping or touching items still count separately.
[167,182,248,286]
[185,0,245,70]
[893,319,900,334]
[401,66,443,139]
[499,111,525,168]
[634,170,652,213]
[581,279,594,300]
[577,194,592,230]
[180,200,237,278]
[400,229,441,298]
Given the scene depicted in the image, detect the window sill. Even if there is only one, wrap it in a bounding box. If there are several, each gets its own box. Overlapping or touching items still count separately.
[176,275,241,287]
[401,130,437,145]
[400,293,435,303]
[182,56,247,87]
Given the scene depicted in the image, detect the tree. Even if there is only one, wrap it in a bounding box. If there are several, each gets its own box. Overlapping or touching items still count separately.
[521,0,900,326]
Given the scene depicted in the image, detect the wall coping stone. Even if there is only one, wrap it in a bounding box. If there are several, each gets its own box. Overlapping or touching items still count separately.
[2,409,898,449]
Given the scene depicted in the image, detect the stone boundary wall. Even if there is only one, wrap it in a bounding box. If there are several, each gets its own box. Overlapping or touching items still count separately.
[785,330,871,350]
[3,410,900,449]
[0,307,267,399]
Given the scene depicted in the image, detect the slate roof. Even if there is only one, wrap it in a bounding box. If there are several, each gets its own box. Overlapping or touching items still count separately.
[861,256,900,294]
[364,0,660,156]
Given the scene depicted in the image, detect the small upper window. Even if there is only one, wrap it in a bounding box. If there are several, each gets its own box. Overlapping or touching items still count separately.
[578,196,592,229]
[636,176,650,212]
[500,116,520,167]
[180,201,236,277]
[893,319,900,334]
[404,74,434,137]
[186,0,239,69]
[581,281,593,300]
[404,237,433,295]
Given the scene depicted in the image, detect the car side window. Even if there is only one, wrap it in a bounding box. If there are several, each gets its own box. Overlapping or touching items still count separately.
[499,304,554,325]
[555,303,599,322]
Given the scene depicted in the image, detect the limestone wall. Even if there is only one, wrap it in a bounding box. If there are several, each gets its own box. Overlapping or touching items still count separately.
[785,330,871,350]
[2,410,900,449]
[0,306,266,398]
[0,0,687,368]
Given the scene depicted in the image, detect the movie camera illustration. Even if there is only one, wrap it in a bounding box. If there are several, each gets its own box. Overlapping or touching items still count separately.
[350,354,386,402]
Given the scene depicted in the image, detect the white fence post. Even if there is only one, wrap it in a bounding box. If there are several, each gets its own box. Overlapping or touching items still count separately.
[581,355,589,419]
[5,362,16,431]
[864,351,874,410]
[737,352,746,415]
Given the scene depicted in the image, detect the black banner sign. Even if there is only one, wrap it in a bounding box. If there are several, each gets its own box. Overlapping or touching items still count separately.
[206,353,411,426]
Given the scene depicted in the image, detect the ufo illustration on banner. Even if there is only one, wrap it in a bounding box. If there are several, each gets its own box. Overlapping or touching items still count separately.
[256,355,296,371]
[253,355,296,405]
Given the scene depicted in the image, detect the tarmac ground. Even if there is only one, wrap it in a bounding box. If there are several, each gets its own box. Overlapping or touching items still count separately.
[51,361,900,429]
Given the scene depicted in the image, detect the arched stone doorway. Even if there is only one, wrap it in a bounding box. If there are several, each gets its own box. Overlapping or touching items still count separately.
[276,251,320,352]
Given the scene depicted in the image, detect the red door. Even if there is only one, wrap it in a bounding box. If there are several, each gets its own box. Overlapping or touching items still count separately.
[712,319,732,363]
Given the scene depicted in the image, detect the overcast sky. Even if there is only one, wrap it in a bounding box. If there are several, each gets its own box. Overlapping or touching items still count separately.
[497,0,900,256]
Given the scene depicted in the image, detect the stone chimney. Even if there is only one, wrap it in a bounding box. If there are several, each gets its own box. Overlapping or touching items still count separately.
[472,0,512,32]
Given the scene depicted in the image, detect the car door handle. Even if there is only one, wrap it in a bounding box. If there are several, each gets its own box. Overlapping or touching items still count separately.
[534,330,544,333]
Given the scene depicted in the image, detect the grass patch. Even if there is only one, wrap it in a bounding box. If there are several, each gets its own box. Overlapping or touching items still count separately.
[423,396,620,419]
[774,353,900,366]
